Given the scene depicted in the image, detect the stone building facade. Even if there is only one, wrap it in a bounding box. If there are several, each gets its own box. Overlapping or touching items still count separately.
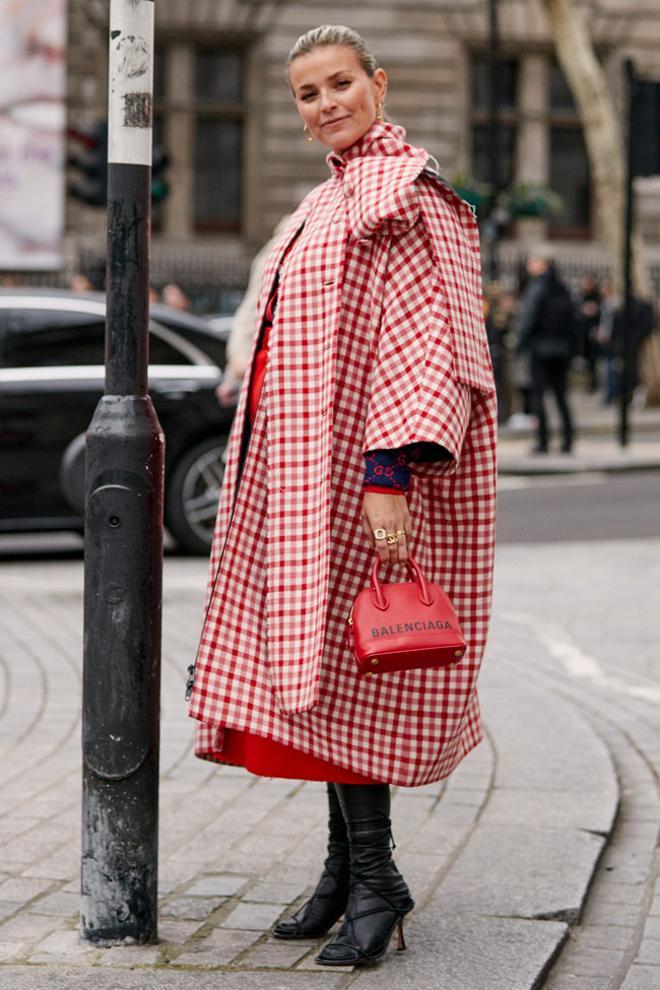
[64,0,660,302]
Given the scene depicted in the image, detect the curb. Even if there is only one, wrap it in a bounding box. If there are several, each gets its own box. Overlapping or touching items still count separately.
[498,455,660,476]
[349,659,620,990]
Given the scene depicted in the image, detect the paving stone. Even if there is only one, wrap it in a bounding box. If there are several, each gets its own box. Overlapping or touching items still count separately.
[156,879,180,895]
[542,978,611,990]
[30,890,79,917]
[404,821,470,855]
[0,902,20,923]
[160,896,225,921]
[588,902,642,926]
[184,874,250,898]
[482,787,617,834]
[243,880,309,904]
[169,927,259,966]
[0,941,27,962]
[434,826,605,923]
[219,900,285,931]
[240,938,312,968]
[622,964,660,990]
[96,943,162,966]
[578,925,635,950]
[0,970,347,989]
[643,916,660,940]
[0,912,61,942]
[0,878,54,902]
[648,897,660,918]
[157,918,202,944]
[237,832,299,856]
[349,915,568,990]
[28,929,99,963]
[560,946,625,976]
[204,851,276,875]
[636,939,660,966]
[480,676,618,798]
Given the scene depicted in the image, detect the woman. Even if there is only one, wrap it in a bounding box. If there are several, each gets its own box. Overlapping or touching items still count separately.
[187,25,497,967]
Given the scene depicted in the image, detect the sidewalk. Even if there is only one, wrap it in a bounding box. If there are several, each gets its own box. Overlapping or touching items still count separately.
[498,389,660,474]
[2,542,659,990]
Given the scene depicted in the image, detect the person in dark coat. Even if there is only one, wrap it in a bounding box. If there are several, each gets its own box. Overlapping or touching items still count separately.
[577,273,602,392]
[515,254,577,453]
[609,296,654,404]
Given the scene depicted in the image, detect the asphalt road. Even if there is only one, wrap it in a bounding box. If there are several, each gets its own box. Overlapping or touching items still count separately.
[497,469,660,544]
[0,469,658,559]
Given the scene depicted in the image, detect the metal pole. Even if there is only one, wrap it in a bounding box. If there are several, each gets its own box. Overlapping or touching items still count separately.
[487,0,501,283]
[81,0,164,944]
[619,59,635,448]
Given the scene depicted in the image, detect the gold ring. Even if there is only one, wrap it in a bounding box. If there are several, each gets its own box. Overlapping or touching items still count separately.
[386,533,397,545]
[373,528,387,541]
[396,529,405,538]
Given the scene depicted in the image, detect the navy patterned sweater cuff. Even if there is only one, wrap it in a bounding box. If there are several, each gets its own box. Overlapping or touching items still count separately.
[363,448,410,492]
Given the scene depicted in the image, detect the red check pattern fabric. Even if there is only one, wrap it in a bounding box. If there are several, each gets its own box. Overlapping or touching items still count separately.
[188,121,497,787]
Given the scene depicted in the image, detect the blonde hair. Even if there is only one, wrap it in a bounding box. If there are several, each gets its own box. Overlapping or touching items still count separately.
[287,25,379,77]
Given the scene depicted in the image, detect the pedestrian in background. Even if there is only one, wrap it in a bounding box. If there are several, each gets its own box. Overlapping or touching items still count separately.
[577,272,602,392]
[484,282,515,423]
[507,258,535,429]
[187,24,497,968]
[216,215,292,408]
[162,282,190,311]
[609,294,654,408]
[69,272,93,292]
[515,253,576,454]
[597,280,618,404]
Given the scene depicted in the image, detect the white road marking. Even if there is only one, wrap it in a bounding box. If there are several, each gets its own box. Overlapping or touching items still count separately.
[502,611,660,707]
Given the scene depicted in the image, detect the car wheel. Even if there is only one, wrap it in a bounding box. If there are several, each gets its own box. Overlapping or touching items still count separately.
[165,436,227,555]
[60,432,86,514]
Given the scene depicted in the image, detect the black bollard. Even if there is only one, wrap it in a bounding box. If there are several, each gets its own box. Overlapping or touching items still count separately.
[81,0,164,945]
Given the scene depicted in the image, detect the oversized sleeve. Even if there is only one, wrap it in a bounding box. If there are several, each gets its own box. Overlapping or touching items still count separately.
[362,218,473,479]
[361,172,496,479]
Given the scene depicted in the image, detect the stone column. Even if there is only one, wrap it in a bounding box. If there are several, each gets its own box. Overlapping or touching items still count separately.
[515,53,549,243]
[162,44,194,238]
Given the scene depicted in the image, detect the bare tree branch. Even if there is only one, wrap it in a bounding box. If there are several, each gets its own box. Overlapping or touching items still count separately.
[541,0,649,297]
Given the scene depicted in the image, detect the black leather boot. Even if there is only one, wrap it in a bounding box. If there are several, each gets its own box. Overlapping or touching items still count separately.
[315,783,414,966]
[273,783,350,939]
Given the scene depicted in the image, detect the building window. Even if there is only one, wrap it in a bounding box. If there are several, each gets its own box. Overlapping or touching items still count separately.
[154,42,246,236]
[469,55,518,189]
[193,49,244,232]
[548,60,591,237]
[469,53,592,238]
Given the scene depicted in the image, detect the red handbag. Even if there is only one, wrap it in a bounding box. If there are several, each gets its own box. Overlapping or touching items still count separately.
[348,555,467,677]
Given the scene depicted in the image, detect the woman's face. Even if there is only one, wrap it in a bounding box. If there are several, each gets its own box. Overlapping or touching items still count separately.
[288,45,387,152]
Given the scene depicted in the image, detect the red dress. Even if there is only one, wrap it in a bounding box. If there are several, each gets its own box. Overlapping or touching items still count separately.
[213,285,375,784]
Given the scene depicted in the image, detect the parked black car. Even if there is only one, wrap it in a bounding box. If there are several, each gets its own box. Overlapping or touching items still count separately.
[0,289,235,554]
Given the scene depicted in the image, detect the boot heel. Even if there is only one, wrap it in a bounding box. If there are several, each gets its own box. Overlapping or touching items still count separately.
[395,918,407,952]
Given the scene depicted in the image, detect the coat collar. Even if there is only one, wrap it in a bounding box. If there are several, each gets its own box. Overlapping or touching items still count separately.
[326,121,417,175]
[325,121,429,239]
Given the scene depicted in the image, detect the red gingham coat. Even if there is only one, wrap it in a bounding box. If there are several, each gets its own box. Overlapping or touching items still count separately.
[188,122,497,787]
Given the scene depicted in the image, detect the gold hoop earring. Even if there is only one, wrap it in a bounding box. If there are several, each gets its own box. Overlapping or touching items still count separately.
[376,103,384,122]
[303,124,313,143]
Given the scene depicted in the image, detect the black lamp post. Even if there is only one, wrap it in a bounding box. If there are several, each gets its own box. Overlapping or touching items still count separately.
[486,0,501,283]
[81,0,164,945]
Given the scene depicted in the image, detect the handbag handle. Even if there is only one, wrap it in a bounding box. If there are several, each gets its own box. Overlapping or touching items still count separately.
[370,554,434,610]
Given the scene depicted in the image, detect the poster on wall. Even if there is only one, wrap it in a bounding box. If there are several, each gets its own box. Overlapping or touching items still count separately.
[0,0,66,270]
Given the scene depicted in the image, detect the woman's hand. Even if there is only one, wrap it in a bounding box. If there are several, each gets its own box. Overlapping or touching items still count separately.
[361,491,412,564]
[215,369,242,407]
